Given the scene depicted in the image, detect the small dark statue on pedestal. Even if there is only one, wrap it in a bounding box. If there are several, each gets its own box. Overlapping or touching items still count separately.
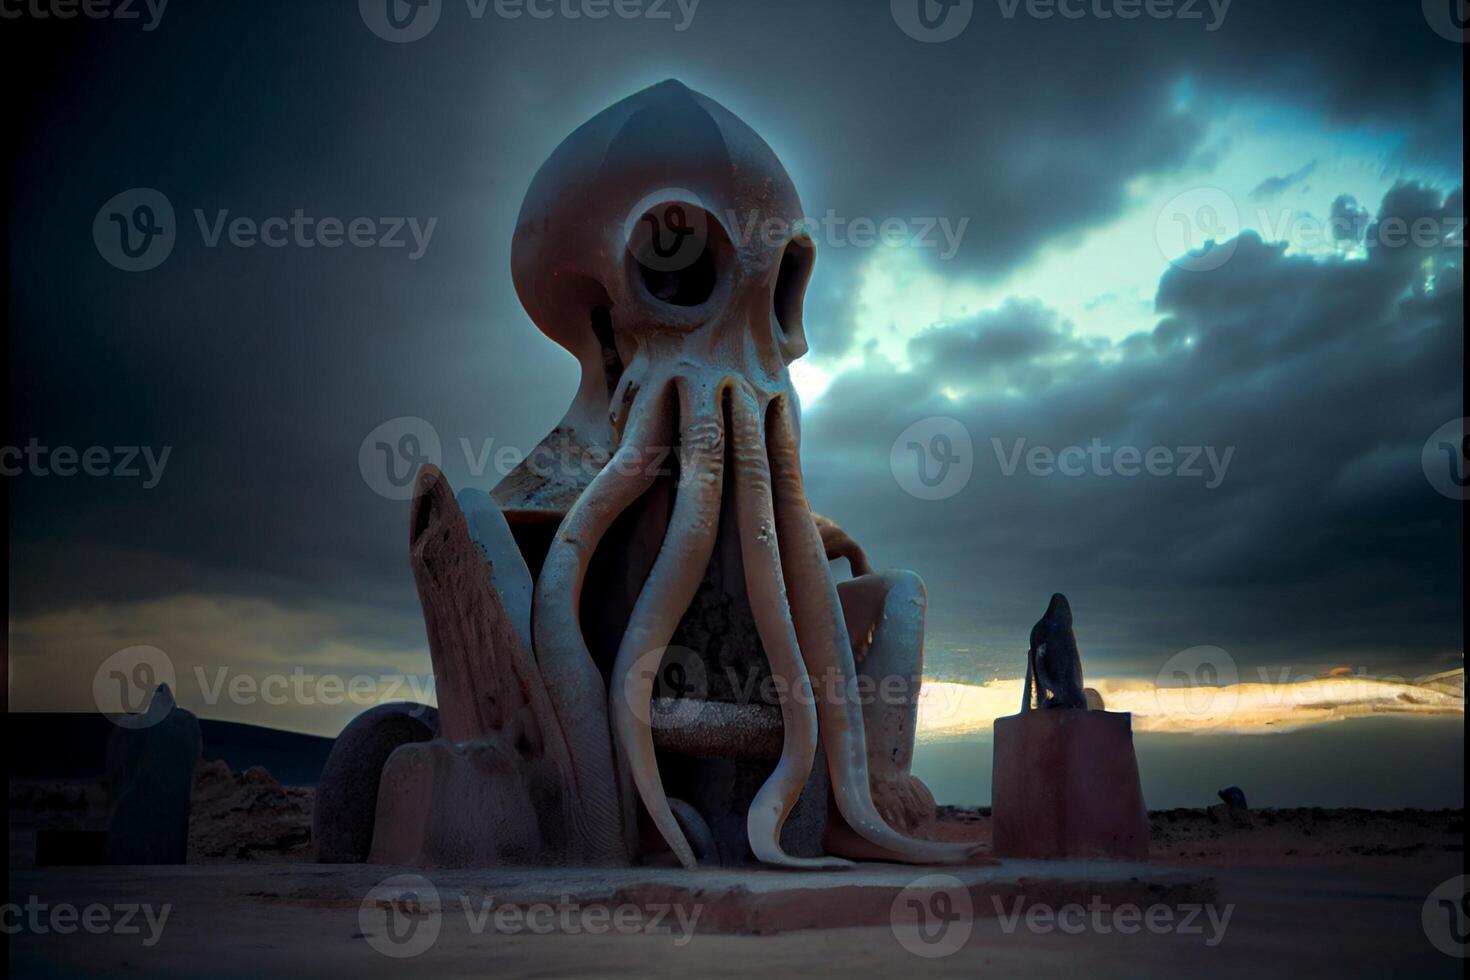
[994,593,1150,860]
[1021,593,1088,711]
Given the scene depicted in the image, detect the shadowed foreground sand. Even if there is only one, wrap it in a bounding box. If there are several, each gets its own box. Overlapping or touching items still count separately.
[7,855,1464,978]
[8,764,1464,976]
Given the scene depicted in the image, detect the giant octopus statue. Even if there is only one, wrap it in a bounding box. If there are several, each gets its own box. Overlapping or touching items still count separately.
[314,80,989,870]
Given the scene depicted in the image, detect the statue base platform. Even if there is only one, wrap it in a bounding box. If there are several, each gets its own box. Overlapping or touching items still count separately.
[991,709,1149,861]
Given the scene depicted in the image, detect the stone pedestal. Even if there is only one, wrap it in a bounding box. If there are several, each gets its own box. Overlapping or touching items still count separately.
[991,709,1149,861]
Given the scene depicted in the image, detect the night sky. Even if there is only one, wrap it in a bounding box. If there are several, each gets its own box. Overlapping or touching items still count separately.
[7,0,1463,734]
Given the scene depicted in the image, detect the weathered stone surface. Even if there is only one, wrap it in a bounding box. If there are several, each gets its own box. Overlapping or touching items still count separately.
[405,468,579,860]
[412,466,546,743]
[312,702,438,863]
[649,698,783,762]
[991,709,1149,861]
[368,735,547,867]
[840,569,936,836]
[457,487,535,656]
[105,685,202,865]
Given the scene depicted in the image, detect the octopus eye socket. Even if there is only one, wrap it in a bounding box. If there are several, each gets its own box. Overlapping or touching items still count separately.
[773,233,815,354]
[625,201,729,308]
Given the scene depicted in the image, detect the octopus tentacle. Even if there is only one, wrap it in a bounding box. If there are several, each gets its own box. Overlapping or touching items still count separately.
[766,395,980,864]
[608,375,727,870]
[532,379,672,864]
[729,386,853,870]
[668,798,719,865]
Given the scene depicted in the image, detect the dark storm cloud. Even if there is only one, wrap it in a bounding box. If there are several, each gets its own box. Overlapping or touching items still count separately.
[5,1,1463,711]
[906,299,1110,393]
[799,183,1463,677]
[1251,161,1317,200]
[1329,194,1371,244]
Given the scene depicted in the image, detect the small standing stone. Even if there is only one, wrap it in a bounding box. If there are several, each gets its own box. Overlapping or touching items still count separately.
[1213,786,1253,828]
[105,685,202,864]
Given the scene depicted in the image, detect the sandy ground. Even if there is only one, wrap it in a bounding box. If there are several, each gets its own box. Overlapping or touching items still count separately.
[8,767,1466,977]
[7,857,1464,978]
